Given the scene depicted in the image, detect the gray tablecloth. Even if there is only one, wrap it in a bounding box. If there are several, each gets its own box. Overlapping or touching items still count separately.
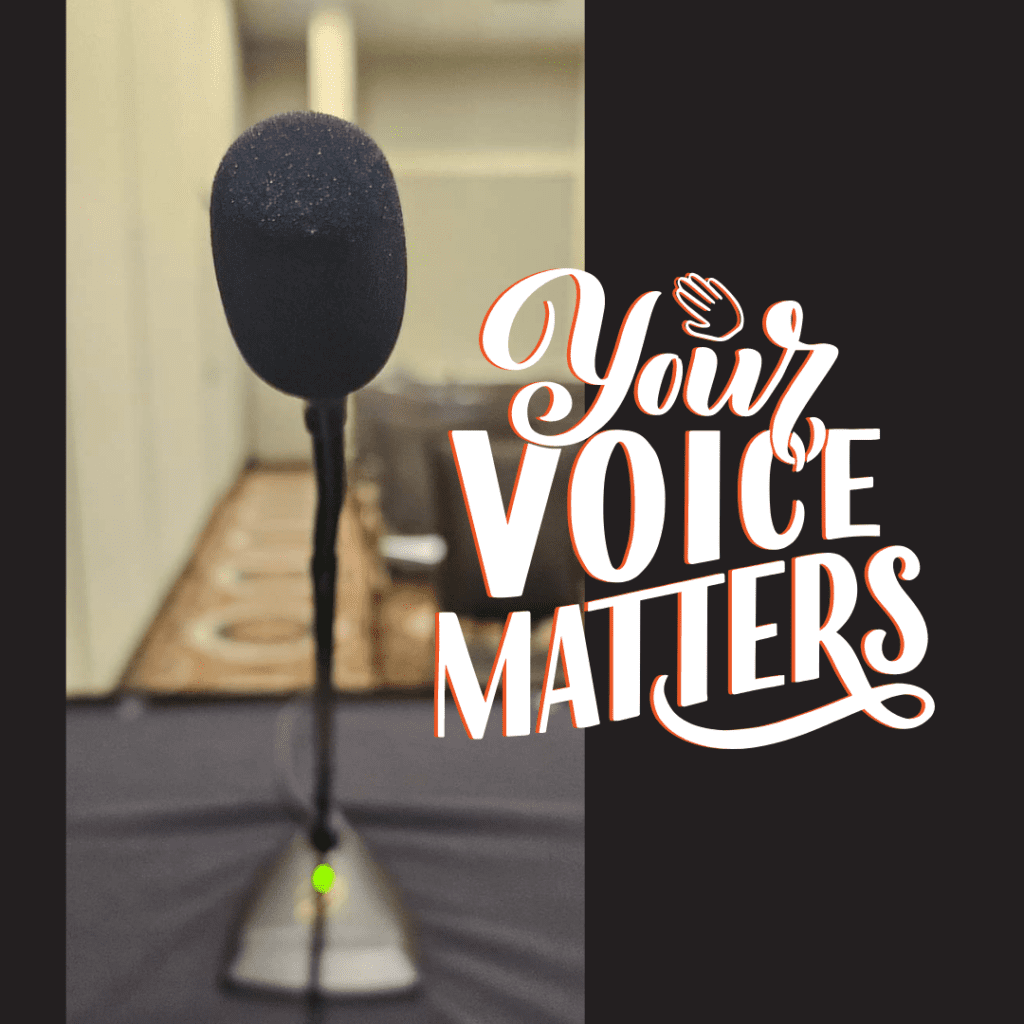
[67,696,584,1023]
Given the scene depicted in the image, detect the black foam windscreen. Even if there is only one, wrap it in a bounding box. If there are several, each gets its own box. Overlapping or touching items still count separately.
[210,111,406,399]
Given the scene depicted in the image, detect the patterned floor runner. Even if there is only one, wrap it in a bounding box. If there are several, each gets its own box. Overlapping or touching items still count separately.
[121,466,439,697]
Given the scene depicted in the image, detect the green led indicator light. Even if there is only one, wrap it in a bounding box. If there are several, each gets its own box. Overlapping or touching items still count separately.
[311,863,335,894]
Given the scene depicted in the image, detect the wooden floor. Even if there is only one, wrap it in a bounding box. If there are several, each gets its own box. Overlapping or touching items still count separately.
[121,466,439,697]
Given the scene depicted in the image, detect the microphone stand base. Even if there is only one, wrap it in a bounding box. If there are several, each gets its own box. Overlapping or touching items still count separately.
[223,822,419,998]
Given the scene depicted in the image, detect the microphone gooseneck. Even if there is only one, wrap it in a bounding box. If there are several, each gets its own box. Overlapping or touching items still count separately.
[305,400,346,854]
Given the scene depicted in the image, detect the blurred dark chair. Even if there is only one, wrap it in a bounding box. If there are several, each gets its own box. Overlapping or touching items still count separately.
[354,374,584,619]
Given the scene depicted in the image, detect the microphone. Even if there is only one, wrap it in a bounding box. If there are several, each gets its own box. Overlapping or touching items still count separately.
[212,113,418,999]
[210,110,406,399]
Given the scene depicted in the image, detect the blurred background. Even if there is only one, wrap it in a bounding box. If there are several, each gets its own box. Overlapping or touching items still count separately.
[67,0,585,699]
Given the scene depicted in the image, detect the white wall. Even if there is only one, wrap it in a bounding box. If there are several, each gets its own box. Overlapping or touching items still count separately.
[67,0,248,695]
[363,50,584,386]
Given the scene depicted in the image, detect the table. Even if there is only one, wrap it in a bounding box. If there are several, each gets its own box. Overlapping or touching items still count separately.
[67,695,583,1023]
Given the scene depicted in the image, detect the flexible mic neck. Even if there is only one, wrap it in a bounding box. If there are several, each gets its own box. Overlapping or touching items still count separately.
[305,400,347,853]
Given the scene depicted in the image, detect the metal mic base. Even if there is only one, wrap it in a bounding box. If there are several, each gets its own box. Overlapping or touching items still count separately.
[224,820,419,998]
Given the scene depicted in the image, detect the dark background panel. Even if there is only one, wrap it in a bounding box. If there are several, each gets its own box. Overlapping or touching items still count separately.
[583,15,992,1019]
